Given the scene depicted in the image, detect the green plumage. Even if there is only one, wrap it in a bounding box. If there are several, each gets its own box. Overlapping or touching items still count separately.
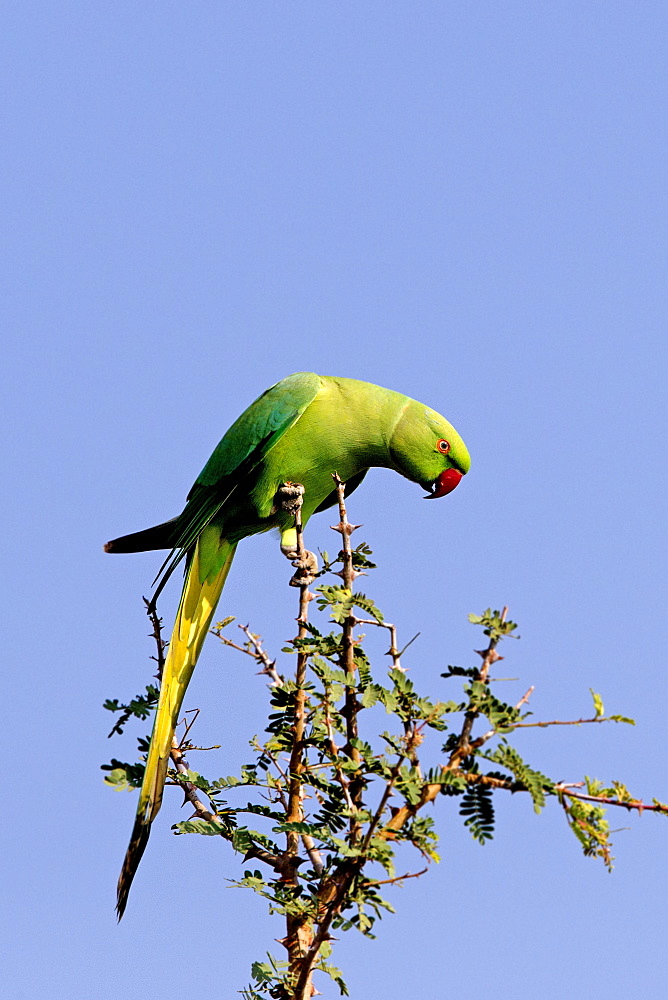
[106,372,470,917]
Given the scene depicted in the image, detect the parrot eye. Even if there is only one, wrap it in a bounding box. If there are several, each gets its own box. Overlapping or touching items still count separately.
[436,439,451,455]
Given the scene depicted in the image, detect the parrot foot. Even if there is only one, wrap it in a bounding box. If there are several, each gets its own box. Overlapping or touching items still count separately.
[276,484,317,584]
[274,481,305,514]
[281,544,319,587]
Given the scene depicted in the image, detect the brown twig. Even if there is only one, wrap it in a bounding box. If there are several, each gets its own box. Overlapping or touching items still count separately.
[364,867,428,888]
[179,707,201,745]
[352,616,418,672]
[169,739,221,824]
[556,784,668,815]
[168,733,282,869]
[515,685,535,710]
[511,715,622,730]
[213,623,284,687]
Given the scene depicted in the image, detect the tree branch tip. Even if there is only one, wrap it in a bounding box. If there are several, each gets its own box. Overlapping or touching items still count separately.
[365,867,429,888]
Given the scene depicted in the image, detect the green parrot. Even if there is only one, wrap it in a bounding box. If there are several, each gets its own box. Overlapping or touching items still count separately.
[105,372,470,917]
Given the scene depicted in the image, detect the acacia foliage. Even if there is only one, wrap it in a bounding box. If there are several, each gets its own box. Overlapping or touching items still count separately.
[104,529,664,999]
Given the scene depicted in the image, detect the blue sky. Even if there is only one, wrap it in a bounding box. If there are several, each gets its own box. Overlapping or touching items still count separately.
[3,3,667,997]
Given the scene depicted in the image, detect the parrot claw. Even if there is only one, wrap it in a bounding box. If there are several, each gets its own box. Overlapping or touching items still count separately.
[275,481,305,514]
[282,546,319,587]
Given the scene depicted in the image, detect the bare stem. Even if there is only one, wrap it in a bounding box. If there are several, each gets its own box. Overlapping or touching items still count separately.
[213,623,284,686]
[556,784,668,814]
[365,867,428,888]
[352,616,418,671]
[511,715,622,730]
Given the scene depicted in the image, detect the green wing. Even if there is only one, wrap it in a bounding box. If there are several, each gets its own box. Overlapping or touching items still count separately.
[151,372,322,598]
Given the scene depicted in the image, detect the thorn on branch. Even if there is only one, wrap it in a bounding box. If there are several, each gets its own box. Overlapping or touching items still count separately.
[330,522,362,536]
[333,566,365,582]
[475,648,503,663]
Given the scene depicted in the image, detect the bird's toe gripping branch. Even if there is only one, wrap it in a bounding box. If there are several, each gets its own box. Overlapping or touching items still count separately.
[276,482,319,587]
[275,481,305,514]
[287,549,319,587]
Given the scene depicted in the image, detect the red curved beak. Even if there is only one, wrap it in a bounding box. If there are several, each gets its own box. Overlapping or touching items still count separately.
[424,467,463,499]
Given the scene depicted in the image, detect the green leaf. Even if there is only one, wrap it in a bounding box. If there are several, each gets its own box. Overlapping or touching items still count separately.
[467,608,518,641]
[173,819,224,837]
[487,743,554,812]
[213,615,236,630]
[101,759,144,789]
[459,785,495,843]
[361,685,381,709]
[104,684,159,737]
[102,767,136,792]
[590,689,605,718]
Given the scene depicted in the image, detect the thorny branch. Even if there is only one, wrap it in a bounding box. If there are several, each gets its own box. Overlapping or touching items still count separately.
[365,867,428,888]
[213,622,284,687]
[556,784,668,815]
[101,483,665,1000]
[144,606,282,870]
[379,608,510,837]
[352,616,418,672]
[144,597,167,681]
[455,606,507,756]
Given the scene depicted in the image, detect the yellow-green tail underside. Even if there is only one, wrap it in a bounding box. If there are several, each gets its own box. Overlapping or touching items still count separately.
[116,531,236,918]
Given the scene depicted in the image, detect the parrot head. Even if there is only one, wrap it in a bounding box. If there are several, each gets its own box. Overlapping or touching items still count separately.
[388,399,470,499]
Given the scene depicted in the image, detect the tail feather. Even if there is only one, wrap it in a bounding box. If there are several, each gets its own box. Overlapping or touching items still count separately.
[116,529,237,919]
[104,518,179,554]
[116,817,151,920]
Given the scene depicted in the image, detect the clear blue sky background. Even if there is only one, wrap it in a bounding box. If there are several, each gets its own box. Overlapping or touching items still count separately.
[3,4,666,998]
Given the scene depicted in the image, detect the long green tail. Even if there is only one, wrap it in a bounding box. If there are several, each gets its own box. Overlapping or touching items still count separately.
[116,529,237,918]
